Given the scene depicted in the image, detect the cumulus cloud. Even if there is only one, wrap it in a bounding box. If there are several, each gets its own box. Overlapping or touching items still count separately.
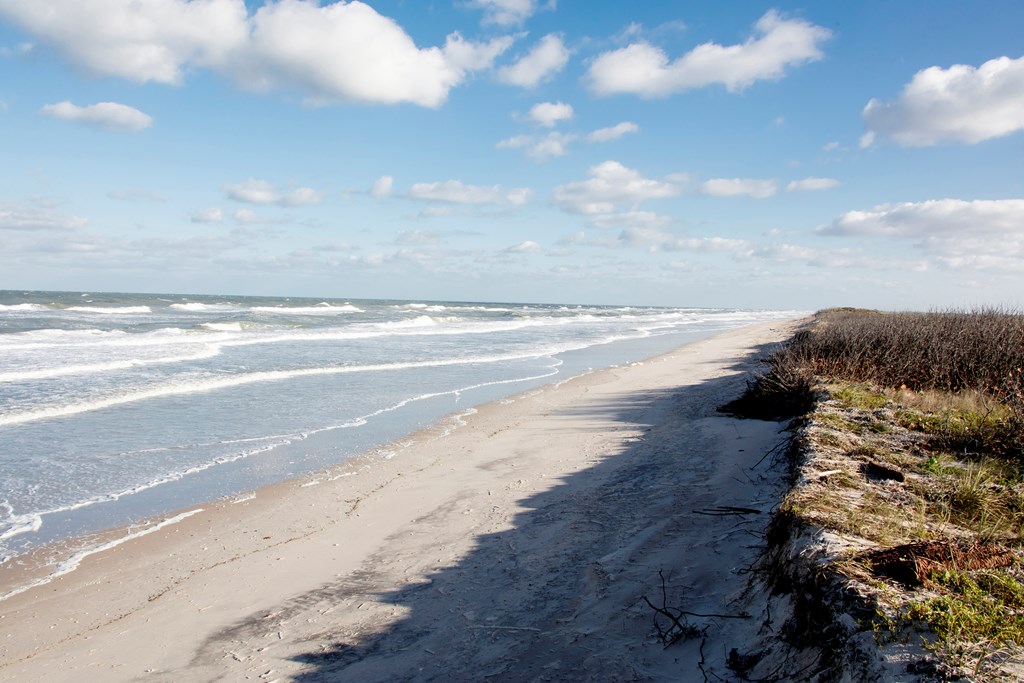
[587,10,830,97]
[820,199,1024,238]
[587,121,639,143]
[786,177,839,192]
[224,179,323,206]
[528,101,573,127]
[819,199,1024,273]
[468,0,541,26]
[0,0,246,84]
[552,161,683,214]
[40,100,152,132]
[497,131,575,161]
[370,175,394,197]
[700,178,777,199]
[232,2,513,107]
[862,56,1024,146]
[0,0,513,108]
[408,180,530,205]
[497,33,569,87]
[191,208,224,224]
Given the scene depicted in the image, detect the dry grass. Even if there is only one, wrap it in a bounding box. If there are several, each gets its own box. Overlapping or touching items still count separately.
[730,308,1024,459]
[728,308,1024,678]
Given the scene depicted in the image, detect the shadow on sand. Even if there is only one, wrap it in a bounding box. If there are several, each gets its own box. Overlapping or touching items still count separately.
[202,340,791,682]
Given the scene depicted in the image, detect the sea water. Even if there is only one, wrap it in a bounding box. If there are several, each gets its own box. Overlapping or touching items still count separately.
[0,290,799,572]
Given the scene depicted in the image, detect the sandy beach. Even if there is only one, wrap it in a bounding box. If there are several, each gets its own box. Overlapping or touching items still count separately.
[0,318,801,682]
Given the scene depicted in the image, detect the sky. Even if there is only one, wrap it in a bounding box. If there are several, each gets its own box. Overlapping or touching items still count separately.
[1,1,1022,310]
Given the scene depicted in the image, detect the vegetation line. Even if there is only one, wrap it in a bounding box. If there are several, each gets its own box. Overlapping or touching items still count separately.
[725,307,1024,681]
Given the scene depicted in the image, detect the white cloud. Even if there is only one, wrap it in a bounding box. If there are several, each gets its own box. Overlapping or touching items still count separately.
[234,2,513,107]
[371,175,394,197]
[746,243,929,272]
[0,0,246,84]
[587,211,671,230]
[862,56,1024,146]
[821,141,841,151]
[191,208,224,224]
[40,100,152,132]
[497,33,569,88]
[552,161,683,214]
[700,178,777,199]
[233,208,283,224]
[819,199,1024,273]
[786,177,839,192]
[502,240,542,254]
[526,132,574,161]
[496,132,575,160]
[820,199,1024,238]
[0,0,512,108]
[0,41,32,58]
[528,101,573,127]
[496,135,534,149]
[395,229,442,245]
[408,180,531,205]
[615,227,751,254]
[468,0,540,26]
[224,179,323,207]
[587,121,639,143]
[0,199,87,231]
[586,10,830,97]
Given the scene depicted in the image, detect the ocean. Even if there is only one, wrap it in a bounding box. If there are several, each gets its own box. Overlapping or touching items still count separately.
[0,290,798,583]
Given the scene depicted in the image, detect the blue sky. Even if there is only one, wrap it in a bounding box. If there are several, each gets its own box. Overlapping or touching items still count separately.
[1,1,1022,309]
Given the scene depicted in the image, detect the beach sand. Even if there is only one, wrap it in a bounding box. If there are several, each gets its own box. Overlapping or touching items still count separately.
[0,318,802,682]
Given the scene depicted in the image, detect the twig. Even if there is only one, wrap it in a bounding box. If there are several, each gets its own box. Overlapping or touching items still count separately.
[694,506,761,516]
[698,637,709,683]
[751,438,789,470]
[679,610,749,620]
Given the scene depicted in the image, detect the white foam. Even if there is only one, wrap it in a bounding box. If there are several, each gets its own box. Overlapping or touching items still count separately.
[170,302,240,312]
[66,306,152,314]
[0,345,222,382]
[250,304,363,314]
[0,509,204,602]
[199,322,243,332]
[374,315,438,329]
[0,303,48,312]
[0,348,574,427]
[0,501,42,543]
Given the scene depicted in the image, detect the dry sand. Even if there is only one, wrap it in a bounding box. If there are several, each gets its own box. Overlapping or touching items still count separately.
[0,319,802,682]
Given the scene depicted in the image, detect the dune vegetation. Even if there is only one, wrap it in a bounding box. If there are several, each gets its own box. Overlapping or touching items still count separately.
[727,308,1024,680]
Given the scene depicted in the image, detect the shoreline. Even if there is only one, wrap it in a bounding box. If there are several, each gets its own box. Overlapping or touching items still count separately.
[0,318,803,681]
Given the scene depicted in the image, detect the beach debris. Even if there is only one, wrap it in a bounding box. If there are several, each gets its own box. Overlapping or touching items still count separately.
[641,571,706,648]
[693,506,761,516]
